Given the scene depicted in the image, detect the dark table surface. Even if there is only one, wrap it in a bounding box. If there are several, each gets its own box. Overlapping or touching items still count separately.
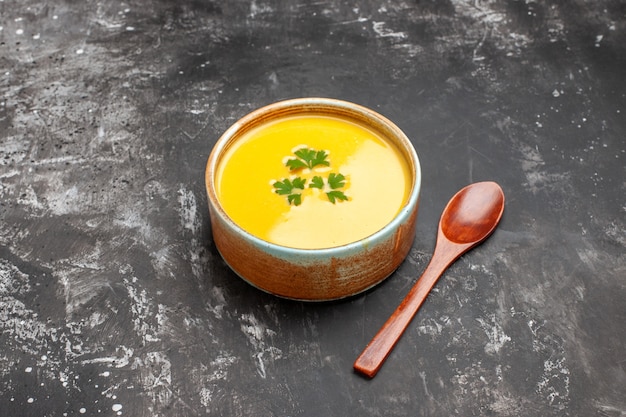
[1,1,625,416]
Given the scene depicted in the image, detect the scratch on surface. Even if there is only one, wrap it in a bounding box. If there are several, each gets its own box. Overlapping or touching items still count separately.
[476,315,511,355]
[515,142,572,195]
[417,317,444,337]
[124,277,162,344]
[392,43,423,57]
[206,286,227,320]
[537,356,570,409]
[249,0,273,18]
[81,345,135,368]
[178,186,200,235]
[198,351,238,409]
[372,21,407,39]
[240,313,282,379]
[337,17,369,25]
[473,27,490,62]
[575,248,598,273]
[418,371,431,397]
[593,401,626,416]
[0,169,20,179]
[133,351,174,410]
[450,0,534,58]
[525,315,572,410]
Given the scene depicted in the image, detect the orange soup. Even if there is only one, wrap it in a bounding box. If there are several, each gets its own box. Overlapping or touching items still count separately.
[215,115,411,249]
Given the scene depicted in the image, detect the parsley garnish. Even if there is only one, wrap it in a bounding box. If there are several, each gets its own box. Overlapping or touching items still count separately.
[309,174,348,203]
[309,176,324,189]
[272,177,306,206]
[327,173,346,189]
[286,148,330,171]
[273,147,348,205]
[327,190,348,203]
[326,173,348,203]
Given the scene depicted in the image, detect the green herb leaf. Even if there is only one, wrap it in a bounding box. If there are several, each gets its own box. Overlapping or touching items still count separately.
[309,176,324,189]
[287,147,330,170]
[288,194,302,206]
[273,177,306,205]
[326,190,348,204]
[285,158,308,171]
[310,150,330,169]
[327,173,346,189]
[294,148,316,165]
[292,177,306,189]
[273,178,295,195]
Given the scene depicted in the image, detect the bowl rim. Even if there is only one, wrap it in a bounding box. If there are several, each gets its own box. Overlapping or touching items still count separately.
[205,97,422,255]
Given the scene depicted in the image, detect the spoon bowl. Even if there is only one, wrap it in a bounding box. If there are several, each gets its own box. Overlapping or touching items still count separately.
[441,181,505,244]
[354,181,505,378]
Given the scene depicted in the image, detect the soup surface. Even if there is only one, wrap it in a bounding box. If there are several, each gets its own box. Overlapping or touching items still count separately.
[216,115,411,249]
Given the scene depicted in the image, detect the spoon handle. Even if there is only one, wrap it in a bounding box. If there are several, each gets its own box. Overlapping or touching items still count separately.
[353,238,469,378]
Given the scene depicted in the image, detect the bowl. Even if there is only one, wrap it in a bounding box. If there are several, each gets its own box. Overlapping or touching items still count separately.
[205,98,421,301]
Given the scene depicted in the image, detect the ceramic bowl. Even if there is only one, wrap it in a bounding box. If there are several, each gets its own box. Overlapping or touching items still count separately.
[205,98,421,301]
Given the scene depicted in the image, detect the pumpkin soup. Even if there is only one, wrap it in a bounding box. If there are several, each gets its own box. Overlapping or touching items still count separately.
[215,115,411,249]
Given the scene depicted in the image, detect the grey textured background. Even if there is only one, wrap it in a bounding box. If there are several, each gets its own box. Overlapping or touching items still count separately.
[1,1,624,416]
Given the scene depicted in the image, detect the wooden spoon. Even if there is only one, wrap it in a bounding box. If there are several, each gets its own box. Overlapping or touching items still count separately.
[354,181,505,378]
